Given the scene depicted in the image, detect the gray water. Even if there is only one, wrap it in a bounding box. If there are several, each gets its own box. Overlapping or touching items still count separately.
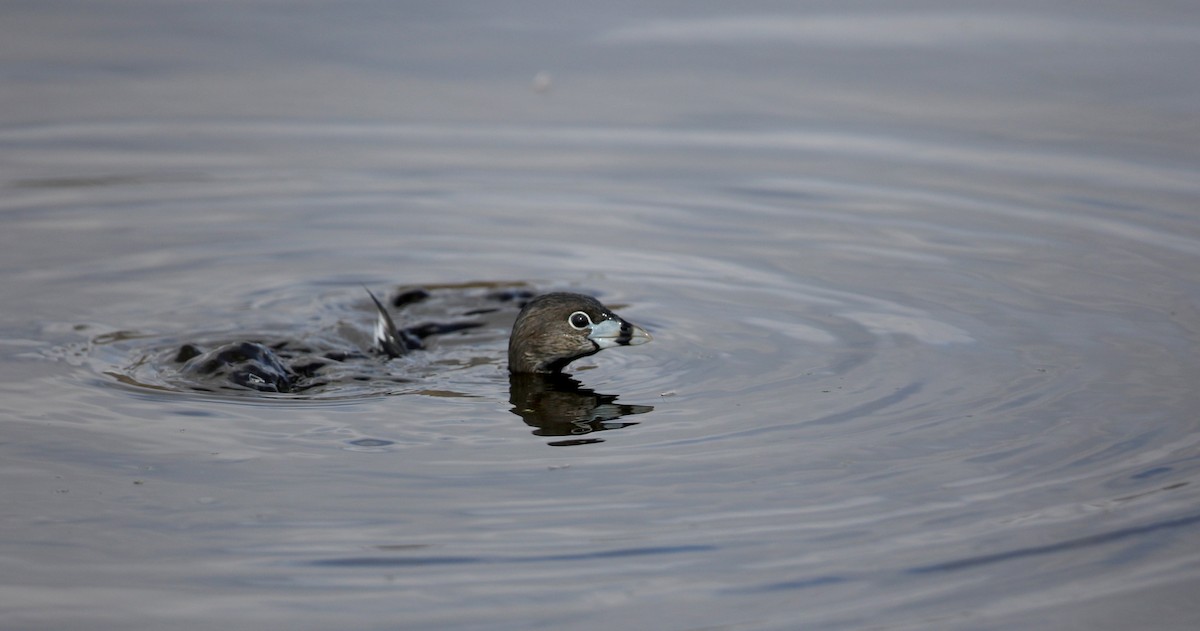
[3,2,1200,629]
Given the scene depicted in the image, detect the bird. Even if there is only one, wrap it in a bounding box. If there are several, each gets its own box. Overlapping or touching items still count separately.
[371,289,651,374]
[506,292,651,374]
[173,288,651,395]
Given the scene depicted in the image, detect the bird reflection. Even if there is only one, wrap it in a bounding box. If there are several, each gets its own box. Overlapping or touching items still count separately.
[509,374,654,446]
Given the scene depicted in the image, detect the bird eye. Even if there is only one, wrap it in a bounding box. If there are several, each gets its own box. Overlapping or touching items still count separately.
[568,311,592,330]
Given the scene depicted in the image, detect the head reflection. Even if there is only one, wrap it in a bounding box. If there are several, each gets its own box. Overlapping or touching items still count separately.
[508,374,654,446]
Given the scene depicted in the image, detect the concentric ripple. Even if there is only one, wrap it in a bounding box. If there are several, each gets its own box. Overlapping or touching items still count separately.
[8,118,1200,629]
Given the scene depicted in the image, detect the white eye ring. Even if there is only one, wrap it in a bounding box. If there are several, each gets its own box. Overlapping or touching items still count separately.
[567,311,593,330]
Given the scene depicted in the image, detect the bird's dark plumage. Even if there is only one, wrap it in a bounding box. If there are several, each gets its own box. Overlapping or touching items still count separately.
[507,292,651,374]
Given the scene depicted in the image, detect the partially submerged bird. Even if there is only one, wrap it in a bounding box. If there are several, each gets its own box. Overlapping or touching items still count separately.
[176,288,652,395]
[372,290,651,374]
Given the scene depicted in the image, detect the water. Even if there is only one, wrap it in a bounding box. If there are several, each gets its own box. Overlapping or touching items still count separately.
[3,2,1200,629]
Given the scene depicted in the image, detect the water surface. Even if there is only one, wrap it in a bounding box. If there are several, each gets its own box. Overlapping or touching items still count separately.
[2,2,1200,630]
